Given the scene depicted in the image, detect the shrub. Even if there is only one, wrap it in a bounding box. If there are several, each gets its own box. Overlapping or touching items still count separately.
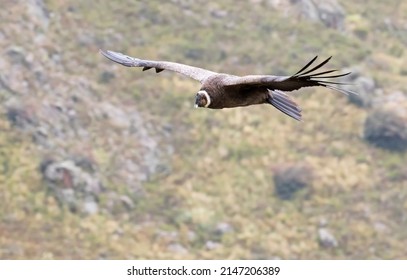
[273,163,313,200]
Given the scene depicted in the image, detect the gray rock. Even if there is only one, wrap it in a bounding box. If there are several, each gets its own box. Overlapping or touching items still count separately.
[119,195,135,210]
[317,1,345,30]
[167,243,188,255]
[6,106,37,129]
[318,228,338,248]
[60,189,76,206]
[2,244,24,257]
[372,91,407,108]
[364,104,407,151]
[348,76,378,107]
[6,46,30,67]
[205,240,221,250]
[187,231,197,242]
[210,9,228,19]
[40,159,103,214]
[83,199,99,215]
[319,217,328,227]
[26,0,50,30]
[297,0,320,21]
[156,231,178,242]
[215,222,234,236]
[98,102,131,129]
[294,0,345,30]
[373,222,389,234]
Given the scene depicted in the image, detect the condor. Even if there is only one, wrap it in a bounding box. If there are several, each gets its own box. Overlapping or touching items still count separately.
[100,50,354,121]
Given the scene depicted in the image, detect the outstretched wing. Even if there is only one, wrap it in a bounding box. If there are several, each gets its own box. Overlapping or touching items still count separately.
[100,50,217,83]
[223,56,355,95]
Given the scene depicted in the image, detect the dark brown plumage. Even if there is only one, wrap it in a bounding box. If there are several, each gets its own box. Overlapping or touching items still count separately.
[100,50,355,121]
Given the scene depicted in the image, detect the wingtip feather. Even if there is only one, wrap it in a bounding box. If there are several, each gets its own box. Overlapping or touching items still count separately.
[99,49,136,67]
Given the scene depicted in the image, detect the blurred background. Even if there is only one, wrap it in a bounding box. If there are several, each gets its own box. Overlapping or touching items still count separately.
[0,0,406,259]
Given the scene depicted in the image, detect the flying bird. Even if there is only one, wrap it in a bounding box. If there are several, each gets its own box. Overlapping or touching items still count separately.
[100,50,354,121]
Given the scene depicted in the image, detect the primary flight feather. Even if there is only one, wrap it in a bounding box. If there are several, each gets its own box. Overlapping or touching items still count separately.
[100,49,354,121]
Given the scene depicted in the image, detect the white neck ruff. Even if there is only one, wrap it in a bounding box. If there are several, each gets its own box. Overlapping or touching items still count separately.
[198,90,211,108]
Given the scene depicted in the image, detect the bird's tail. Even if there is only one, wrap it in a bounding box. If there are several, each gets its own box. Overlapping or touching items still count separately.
[267,89,302,121]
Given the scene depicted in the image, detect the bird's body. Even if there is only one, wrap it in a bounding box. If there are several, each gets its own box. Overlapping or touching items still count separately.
[201,74,269,108]
[100,50,354,121]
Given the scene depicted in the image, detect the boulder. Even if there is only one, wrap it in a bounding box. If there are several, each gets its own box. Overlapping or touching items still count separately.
[348,76,379,108]
[364,104,407,151]
[40,158,103,214]
[294,0,346,30]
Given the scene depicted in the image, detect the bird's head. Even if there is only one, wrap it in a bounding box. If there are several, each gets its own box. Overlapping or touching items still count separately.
[194,90,211,108]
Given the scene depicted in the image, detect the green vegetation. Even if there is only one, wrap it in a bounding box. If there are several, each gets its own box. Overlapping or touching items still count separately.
[0,0,406,259]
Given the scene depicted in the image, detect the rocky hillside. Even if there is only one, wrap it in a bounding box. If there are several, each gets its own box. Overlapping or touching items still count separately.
[0,0,406,259]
